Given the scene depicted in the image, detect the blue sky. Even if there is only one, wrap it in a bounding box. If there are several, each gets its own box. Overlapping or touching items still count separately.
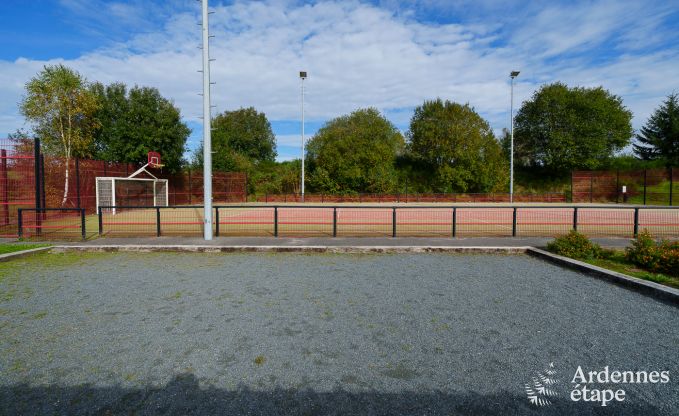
[1,0,679,161]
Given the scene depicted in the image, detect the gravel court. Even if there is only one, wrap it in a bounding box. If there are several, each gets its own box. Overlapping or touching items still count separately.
[0,251,678,415]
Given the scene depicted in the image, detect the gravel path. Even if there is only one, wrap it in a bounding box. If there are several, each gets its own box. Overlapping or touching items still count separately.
[0,252,677,415]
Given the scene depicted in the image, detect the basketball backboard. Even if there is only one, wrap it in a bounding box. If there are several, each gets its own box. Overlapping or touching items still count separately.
[148,151,163,168]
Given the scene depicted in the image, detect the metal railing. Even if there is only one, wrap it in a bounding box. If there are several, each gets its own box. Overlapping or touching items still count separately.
[96,205,679,239]
[18,208,86,240]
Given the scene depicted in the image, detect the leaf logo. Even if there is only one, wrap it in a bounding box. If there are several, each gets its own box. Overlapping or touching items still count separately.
[525,362,560,407]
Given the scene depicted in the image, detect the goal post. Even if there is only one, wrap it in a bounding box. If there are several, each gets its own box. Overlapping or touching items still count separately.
[154,179,168,206]
[96,151,168,215]
[96,177,168,215]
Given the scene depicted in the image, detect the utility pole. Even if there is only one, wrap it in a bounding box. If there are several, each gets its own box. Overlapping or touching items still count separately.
[509,70,520,203]
[201,0,213,240]
[300,71,307,202]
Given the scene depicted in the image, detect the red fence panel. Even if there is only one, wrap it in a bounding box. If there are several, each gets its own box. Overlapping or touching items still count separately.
[0,138,36,237]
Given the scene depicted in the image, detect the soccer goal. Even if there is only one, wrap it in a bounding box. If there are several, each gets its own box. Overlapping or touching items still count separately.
[96,152,168,215]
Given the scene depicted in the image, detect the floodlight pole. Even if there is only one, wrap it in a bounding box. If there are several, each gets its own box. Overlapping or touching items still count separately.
[300,71,307,202]
[509,70,520,203]
[202,0,213,240]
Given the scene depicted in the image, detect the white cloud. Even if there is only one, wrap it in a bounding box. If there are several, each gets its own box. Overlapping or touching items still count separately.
[2,0,679,145]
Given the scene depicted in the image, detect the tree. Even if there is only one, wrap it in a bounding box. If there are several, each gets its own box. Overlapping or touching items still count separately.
[90,82,190,172]
[198,107,276,172]
[20,65,99,205]
[407,99,508,193]
[513,82,633,173]
[634,93,679,166]
[248,160,301,195]
[7,129,34,154]
[306,108,404,194]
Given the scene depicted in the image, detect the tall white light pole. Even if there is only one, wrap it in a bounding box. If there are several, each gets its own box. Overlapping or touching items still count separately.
[202,0,213,240]
[510,70,520,204]
[299,71,307,202]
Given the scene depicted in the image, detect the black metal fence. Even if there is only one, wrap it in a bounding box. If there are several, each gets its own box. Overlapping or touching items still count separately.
[572,168,678,205]
[18,208,86,240]
[94,205,679,239]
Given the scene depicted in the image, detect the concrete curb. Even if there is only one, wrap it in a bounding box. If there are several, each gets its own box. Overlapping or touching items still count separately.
[0,246,52,262]
[526,247,679,306]
[52,245,530,254]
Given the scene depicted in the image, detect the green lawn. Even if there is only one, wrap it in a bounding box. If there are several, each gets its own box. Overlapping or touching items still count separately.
[627,180,679,205]
[0,243,50,255]
[585,250,679,289]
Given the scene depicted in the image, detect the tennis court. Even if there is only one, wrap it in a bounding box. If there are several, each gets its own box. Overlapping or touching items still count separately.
[17,204,679,240]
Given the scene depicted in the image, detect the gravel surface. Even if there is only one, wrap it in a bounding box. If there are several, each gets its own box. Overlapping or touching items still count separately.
[0,252,677,415]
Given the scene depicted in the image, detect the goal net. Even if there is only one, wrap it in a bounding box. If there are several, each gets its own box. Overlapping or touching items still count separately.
[96,177,168,214]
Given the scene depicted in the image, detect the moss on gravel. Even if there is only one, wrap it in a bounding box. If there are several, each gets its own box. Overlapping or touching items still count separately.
[0,251,115,277]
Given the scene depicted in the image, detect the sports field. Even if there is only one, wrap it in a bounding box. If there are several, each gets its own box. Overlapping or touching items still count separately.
[18,203,679,240]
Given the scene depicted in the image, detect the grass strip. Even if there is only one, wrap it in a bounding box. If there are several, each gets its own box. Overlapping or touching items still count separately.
[584,251,679,289]
[0,243,51,255]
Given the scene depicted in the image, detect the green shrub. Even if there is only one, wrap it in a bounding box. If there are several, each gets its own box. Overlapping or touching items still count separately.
[547,230,602,260]
[625,230,679,276]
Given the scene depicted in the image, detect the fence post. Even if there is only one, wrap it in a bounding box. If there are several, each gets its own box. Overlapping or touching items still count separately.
[274,207,278,237]
[215,207,220,237]
[0,149,8,226]
[643,169,647,205]
[332,207,337,237]
[670,167,673,206]
[392,207,396,237]
[98,206,103,235]
[75,158,81,209]
[452,207,456,238]
[81,209,86,240]
[573,207,578,231]
[512,207,517,237]
[589,174,593,203]
[615,169,620,204]
[633,208,639,237]
[156,207,161,237]
[17,209,23,238]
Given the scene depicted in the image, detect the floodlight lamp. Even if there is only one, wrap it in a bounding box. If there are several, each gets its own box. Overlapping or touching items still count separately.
[510,71,520,78]
[299,71,307,79]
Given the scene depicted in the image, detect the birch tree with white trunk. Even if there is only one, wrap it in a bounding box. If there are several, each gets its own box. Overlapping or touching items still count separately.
[20,65,99,206]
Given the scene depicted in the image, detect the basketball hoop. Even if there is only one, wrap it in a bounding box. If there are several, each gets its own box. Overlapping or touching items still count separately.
[148,151,163,169]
